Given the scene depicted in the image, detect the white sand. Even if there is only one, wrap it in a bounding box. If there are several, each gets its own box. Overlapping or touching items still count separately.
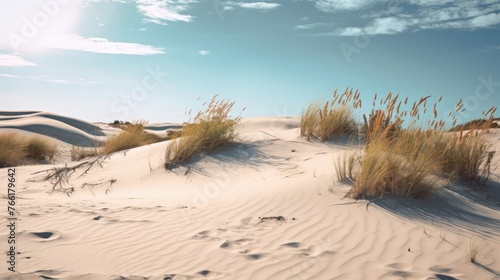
[0,112,499,279]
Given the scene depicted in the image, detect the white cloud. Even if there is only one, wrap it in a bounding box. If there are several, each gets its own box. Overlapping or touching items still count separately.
[40,34,164,55]
[0,73,69,83]
[408,0,455,6]
[225,1,281,10]
[0,54,36,67]
[336,27,364,36]
[295,22,334,30]
[0,73,20,78]
[314,0,372,12]
[364,17,410,35]
[238,2,281,9]
[136,0,196,24]
[304,0,500,36]
[0,72,106,84]
[470,12,500,28]
[198,50,210,55]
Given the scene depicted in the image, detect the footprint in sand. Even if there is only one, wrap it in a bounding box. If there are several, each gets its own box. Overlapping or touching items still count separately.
[246,253,267,261]
[31,231,60,241]
[386,263,414,279]
[281,242,301,248]
[220,238,253,249]
[431,275,458,280]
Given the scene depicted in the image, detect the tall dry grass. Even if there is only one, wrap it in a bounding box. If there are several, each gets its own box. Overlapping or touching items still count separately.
[334,152,358,182]
[300,88,360,141]
[165,96,240,169]
[101,120,164,155]
[0,133,56,167]
[352,127,443,198]
[328,90,497,198]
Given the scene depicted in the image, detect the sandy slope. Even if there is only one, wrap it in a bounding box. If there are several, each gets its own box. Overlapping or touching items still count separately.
[0,113,499,280]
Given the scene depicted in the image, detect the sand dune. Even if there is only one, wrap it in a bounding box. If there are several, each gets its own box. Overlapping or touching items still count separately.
[0,113,499,279]
[0,112,108,147]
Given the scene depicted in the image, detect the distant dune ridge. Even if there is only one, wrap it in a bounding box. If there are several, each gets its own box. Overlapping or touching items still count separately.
[0,111,106,147]
[0,111,499,279]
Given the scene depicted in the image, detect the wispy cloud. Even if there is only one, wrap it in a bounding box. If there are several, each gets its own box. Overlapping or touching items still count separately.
[39,34,164,55]
[198,50,210,55]
[0,54,36,67]
[225,1,281,10]
[294,22,334,30]
[0,73,106,84]
[303,0,500,36]
[136,0,196,24]
[313,0,372,12]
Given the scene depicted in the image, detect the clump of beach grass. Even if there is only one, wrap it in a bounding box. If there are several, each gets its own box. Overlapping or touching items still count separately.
[322,90,497,198]
[300,88,360,141]
[0,133,56,167]
[164,96,241,169]
[334,152,358,182]
[101,120,164,155]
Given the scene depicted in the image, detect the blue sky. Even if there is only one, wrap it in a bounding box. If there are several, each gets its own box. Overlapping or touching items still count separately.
[1,0,499,125]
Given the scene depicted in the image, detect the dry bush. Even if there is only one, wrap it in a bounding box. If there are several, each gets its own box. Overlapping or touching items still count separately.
[300,88,360,141]
[0,133,57,167]
[101,120,164,155]
[165,96,240,169]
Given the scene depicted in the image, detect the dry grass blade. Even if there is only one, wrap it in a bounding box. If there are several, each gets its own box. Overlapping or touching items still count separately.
[466,237,481,263]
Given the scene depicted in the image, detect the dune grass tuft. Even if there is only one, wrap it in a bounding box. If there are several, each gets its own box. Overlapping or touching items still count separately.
[300,88,360,141]
[26,136,57,161]
[466,237,481,263]
[0,133,56,167]
[352,128,442,198]
[101,120,164,155]
[335,152,358,182]
[0,133,26,167]
[165,96,240,169]
[321,90,497,198]
[71,146,99,161]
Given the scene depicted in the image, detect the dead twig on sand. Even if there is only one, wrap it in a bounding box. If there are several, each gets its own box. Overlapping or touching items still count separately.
[30,156,110,195]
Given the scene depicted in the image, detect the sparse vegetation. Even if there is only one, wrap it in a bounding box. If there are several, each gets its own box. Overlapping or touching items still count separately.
[26,136,57,161]
[300,88,360,141]
[0,133,56,167]
[449,117,499,132]
[71,146,99,161]
[352,127,442,198]
[334,152,358,182]
[321,90,497,198]
[101,120,165,155]
[165,96,241,169]
[108,120,131,128]
[466,237,481,263]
